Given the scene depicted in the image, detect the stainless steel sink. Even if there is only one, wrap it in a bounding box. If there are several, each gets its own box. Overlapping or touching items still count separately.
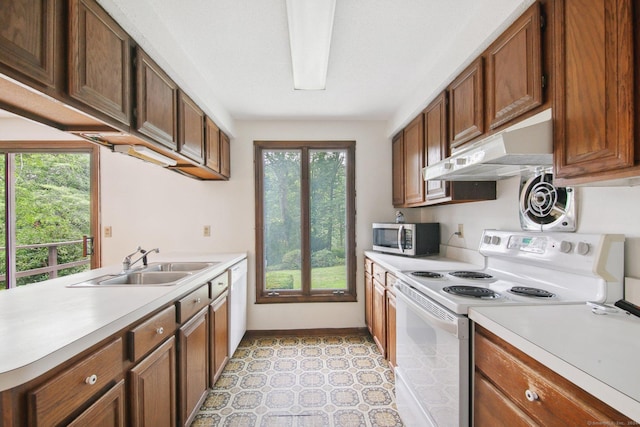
[98,271,191,285]
[68,271,192,287]
[141,261,218,272]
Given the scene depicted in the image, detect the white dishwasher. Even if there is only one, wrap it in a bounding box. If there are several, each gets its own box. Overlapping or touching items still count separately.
[228,259,248,356]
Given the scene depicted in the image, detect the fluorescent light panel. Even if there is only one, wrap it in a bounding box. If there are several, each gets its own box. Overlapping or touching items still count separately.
[286,0,336,90]
[113,145,177,167]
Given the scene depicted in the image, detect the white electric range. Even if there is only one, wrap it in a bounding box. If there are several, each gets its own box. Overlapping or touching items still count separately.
[393,229,625,427]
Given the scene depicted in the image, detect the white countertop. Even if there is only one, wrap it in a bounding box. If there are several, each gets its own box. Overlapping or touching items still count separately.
[469,304,640,422]
[0,252,246,392]
[364,250,483,274]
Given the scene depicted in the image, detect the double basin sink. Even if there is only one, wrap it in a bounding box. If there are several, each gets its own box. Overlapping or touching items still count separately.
[69,262,218,287]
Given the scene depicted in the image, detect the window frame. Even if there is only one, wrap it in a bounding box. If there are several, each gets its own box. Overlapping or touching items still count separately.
[0,141,101,289]
[254,140,356,303]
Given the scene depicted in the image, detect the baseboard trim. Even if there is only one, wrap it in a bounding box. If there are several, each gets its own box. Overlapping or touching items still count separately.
[245,327,369,337]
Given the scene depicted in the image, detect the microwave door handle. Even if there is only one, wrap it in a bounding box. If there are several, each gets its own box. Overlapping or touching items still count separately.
[397,225,405,253]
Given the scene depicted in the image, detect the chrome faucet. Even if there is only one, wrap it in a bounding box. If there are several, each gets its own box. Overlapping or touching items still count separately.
[122,247,159,271]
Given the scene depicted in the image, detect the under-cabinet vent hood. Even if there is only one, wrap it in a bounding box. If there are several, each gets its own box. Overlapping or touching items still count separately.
[423,109,552,181]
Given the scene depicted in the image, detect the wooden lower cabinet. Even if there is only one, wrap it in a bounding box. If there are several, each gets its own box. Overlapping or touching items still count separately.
[209,292,229,386]
[364,270,373,335]
[129,337,176,427]
[67,379,126,427]
[385,289,397,369]
[178,308,209,427]
[27,338,124,426]
[371,279,387,357]
[474,325,633,426]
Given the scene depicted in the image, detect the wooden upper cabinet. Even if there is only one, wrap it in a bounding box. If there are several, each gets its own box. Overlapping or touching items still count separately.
[136,48,178,150]
[424,92,448,201]
[220,131,231,178]
[205,117,221,171]
[553,0,635,182]
[486,2,542,130]
[448,58,484,150]
[403,114,425,205]
[392,132,405,207]
[68,0,132,126]
[178,91,205,163]
[0,0,58,88]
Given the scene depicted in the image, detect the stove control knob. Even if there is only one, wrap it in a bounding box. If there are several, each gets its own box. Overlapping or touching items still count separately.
[559,241,572,253]
[483,235,492,244]
[576,242,590,255]
[491,236,501,245]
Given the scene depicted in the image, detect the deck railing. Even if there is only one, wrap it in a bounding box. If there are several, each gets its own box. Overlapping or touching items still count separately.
[0,239,90,284]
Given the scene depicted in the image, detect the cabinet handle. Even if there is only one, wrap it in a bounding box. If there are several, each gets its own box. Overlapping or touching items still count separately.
[85,374,98,385]
[156,327,164,335]
[525,389,539,402]
[195,298,201,304]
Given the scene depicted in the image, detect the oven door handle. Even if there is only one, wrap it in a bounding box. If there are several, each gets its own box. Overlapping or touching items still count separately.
[396,286,462,338]
[397,225,405,253]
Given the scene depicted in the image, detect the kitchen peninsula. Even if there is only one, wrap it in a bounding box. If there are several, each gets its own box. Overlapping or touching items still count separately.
[0,252,246,426]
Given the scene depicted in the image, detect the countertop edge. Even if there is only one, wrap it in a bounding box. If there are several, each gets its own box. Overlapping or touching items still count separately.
[0,252,247,392]
[469,307,640,422]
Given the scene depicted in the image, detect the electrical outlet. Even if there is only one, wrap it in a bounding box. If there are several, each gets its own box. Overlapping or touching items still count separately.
[104,226,112,238]
[457,224,464,238]
[203,225,211,237]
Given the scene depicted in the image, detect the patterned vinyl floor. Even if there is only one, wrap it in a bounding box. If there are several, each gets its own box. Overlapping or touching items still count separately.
[192,333,404,427]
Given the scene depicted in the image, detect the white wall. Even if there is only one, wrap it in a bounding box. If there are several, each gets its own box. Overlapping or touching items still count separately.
[100,120,393,330]
[420,177,640,278]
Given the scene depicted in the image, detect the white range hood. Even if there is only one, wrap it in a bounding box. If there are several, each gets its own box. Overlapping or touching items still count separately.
[423,109,553,181]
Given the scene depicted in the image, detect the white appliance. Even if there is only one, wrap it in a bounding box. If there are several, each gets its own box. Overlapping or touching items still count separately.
[228,259,248,356]
[394,229,625,426]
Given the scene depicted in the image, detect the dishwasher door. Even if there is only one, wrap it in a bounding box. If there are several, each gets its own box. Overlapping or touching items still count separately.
[229,259,248,355]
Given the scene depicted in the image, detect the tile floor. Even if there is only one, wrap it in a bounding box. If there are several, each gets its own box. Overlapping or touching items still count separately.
[192,333,403,427]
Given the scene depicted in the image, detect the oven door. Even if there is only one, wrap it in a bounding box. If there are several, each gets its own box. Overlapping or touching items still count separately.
[395,282,470,427]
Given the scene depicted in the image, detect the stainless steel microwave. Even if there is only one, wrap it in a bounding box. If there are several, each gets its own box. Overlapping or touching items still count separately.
[372,223,440,256]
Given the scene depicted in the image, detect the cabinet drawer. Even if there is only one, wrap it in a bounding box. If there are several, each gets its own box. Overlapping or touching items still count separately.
[372,263,386,285]
[210,271,229,300]
[474,327,631,425]
[28,338,123,426]
[176,284,211,324]
[364,258,373,274]
[386,273,397,289]
[128,305,176,362]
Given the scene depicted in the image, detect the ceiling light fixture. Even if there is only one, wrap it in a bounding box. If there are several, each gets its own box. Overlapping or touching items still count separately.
[113,145,178,167]
[285,0,337,90]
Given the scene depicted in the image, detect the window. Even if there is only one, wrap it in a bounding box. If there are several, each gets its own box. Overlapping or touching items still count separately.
[0,142,100,289]
[255,141,356,303]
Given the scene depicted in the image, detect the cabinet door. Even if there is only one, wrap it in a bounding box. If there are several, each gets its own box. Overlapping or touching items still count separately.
[136,48,178,150]
[403,114,425,206]
[220,131,231,178]
[486,2,542,130]
[205,117,221,172]
[364,271,373,334]
[448,58,484,150]
[68,0,131,125]
[391,132,405,207]
[386,291,397,369]
[372,279,386,357]
[178,91,205,163]
[178,308,208,427]
[209,293,229,386]
[0,0,57,88]
[424,92,449,201]
[553,0,634,180]
[67,380,126,427]
[129,337,176,427]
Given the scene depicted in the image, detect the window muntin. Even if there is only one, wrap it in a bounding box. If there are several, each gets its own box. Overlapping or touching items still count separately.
[255,141,355,303]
